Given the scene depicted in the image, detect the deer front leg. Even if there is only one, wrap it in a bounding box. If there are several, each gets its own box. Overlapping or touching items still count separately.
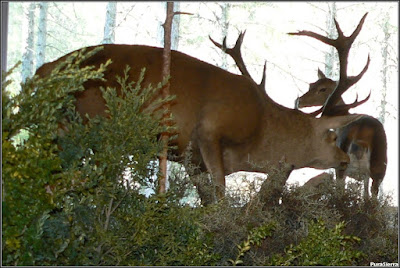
[363,177,370,199]
[258,162,293,209]
[335,166,346,194]
[192,124,226,204]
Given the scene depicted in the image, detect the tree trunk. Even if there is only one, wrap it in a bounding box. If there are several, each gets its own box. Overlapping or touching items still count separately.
[102,2,117,44]
[36,2,48,69]
[324,2,337,78]
[379,11,390,124]
[1,2,8,73]
[171,2,180,50]
[158,2,174,194]
[220,2,230,69]
[21,2,36,83]
[159,2,180,50]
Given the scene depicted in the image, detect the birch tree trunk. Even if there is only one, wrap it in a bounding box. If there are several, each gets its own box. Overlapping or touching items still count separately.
[102,2,117,44]
[36,2,48,69]
[379,11,391,124]
[220,2,230,69]
[21,2,36,83]
[324,2,337,78]
[171,2,180,50]
[1,2,8,73]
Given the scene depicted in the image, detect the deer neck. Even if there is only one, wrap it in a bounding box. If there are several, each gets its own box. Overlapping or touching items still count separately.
[223,104,312,174]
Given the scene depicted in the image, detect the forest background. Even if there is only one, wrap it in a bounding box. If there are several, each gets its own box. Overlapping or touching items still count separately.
[5,1,398,204]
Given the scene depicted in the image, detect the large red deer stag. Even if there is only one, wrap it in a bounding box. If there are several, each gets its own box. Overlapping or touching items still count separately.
[291,12,387,198]
[35,26,363,206]
[296,70,387,198]
[209,14,375,197]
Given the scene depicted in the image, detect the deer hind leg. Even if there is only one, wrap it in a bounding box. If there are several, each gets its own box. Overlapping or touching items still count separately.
[369,156,386,199]
[370,170,385,199]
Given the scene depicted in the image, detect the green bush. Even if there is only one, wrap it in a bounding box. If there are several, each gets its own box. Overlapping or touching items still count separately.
[266,219,363,266]
[2,49,111,265]
[2,49,217,266]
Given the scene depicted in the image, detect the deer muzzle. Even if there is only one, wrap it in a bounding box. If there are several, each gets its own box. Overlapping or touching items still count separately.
[294,97,301,110]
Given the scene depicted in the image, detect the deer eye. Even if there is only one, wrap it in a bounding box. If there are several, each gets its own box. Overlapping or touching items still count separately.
[319,88,327,93]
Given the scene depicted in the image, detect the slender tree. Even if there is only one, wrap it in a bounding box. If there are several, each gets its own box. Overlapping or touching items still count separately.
[171,2,180,50]
[36,2,48,68]
[324,2,337,78]
[21,2,36,82]
[378,10,391,124]
[1,2,9,73]
[220,2,230,69]
[102,2,117,44]
[159,2,180,50]
[158,2,174,194]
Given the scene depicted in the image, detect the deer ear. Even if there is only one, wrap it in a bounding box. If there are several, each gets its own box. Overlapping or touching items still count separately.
[319,114,363,130]
[317,68,326,79]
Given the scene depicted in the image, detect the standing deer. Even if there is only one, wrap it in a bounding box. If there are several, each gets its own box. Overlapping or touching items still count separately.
[35,21,365,206]
[209,14,378,199]
[295,69,387,198]
[291,12,387,198]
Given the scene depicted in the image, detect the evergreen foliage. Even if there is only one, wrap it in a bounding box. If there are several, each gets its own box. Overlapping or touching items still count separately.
[266,219,363,266]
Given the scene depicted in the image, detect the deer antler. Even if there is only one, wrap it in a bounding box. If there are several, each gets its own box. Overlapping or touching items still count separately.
[330,91,371,115]
[289,12,370,116]
[297,91,371,117]
[209,31,267,91]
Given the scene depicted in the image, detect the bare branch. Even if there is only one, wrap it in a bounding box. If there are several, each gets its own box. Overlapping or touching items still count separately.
[173,11,193,16]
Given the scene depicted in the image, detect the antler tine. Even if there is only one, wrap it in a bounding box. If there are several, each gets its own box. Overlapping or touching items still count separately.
[232,31,246,53]
[288,31,333,47]
[222,36,228,51]
[259,60,267,90]
[332,91,371,114]
[349,12,368,44]
[209,35,223,50]
[333,18,345,40]
[210,31,260,86]
[348,54,370,88]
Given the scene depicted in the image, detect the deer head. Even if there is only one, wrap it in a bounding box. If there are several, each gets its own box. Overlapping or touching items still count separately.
[296,69,371,116]
[290,12,371,116]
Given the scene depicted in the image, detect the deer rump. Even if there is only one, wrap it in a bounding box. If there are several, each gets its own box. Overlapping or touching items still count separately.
[336,115,387,196]
[36,44,359,205]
